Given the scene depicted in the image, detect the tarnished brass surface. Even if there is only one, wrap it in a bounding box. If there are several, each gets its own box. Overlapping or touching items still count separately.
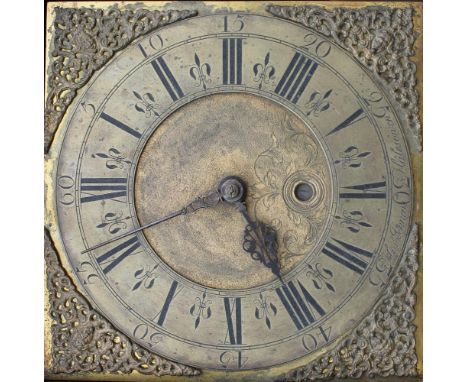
[45,1,423,380]
[135,93,331,289]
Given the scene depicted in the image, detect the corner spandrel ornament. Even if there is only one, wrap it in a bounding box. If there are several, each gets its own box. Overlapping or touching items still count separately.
[266,4,421,151]
[45,229,200,376]
[277,225,419,381]
[45,6,197,152]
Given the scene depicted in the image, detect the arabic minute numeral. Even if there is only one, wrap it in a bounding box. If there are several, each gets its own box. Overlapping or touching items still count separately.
[301,34,332,58]
[137,33,164,58]
[223,14,245,32]
[302,325,331,351]
[57,175,75,206]
[133,324,162,348]
[219,351,248,369]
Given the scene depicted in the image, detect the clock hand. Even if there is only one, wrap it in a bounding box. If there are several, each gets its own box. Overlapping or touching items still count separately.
[81,190,221,254]
[217,177,283,282]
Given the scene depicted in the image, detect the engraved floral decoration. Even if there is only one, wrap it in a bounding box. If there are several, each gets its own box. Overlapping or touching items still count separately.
[189,291,212,329]
[92,147,132,170]
[250,117,331,263]
[254,292,278,330]
[189,53,212,90]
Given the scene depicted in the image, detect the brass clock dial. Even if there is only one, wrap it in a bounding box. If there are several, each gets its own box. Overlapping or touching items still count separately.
[49,12,413,371]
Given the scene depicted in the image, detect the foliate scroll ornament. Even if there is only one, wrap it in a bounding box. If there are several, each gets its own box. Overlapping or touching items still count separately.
[45,6,197,152]
[44,230,200,376]
[278,225,419,381]
[251,116,331,264]
[266,5,421,150]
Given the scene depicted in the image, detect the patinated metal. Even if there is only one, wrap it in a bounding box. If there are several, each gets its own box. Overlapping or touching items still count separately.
[45,2,422,381]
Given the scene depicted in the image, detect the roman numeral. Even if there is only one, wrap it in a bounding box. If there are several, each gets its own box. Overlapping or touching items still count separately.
[222,38,243,85]
[96,236,141,274]
[224,297,242,345]
[100,112,142,138]
[339,181,386,199]
[80,177,127,203]
[326,108,365,136]
[276,280,325,331]
[155,280,180,327]
[274,52,318,104]
[149,56,184,101]
[322,238,373,275]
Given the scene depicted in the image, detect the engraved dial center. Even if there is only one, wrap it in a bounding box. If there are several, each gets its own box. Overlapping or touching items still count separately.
[134,93,333,289]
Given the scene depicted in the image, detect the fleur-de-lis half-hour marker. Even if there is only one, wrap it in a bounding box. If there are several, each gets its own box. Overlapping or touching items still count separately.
[334,146,371,168]
[253,52,276,89]
[91,147,132,170]
[189,53,211,90]
[133,91,159,118]
[96,211,132,235]
[254,292,277,330]
[306,263,336,293]
[189,291,212,329]
[306,89,332,117]
[132,264,159,291]
[334,210,372,233]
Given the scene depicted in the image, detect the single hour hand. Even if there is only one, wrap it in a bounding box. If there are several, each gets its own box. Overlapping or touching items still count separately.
[218,176,282,282]
[82,190,221,254]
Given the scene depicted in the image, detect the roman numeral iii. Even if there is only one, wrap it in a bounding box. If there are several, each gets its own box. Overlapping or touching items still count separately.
[274,52,318,104]
[276,280,325,331]
[322,238,373,274]
[80,177,127,203]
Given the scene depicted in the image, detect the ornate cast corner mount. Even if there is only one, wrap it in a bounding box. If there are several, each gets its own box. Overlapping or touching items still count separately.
[266,4,422,151]
[44,229,200,377]
[45,6,197,153]
[278,225,419,381]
